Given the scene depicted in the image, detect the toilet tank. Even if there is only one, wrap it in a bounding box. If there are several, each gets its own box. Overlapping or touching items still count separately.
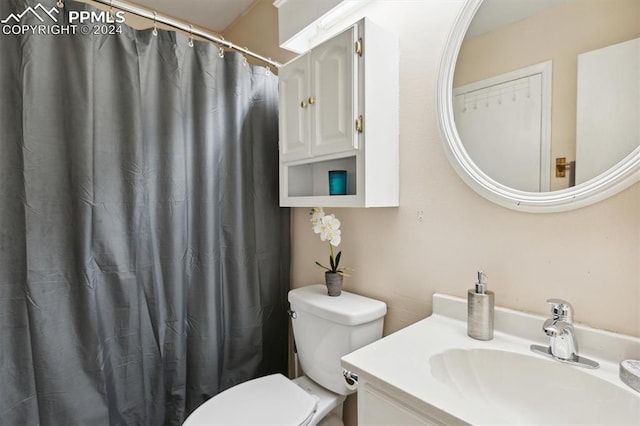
[288,284,387,395]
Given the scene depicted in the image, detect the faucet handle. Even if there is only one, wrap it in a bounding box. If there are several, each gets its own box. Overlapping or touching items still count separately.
[546,299,573,322]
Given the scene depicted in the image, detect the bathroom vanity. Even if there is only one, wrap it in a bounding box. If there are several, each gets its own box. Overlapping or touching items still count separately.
[341,294,640,425]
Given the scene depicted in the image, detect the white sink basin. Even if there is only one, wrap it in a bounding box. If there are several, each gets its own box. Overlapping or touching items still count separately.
[342,294,640,425]
[430,348,640,425]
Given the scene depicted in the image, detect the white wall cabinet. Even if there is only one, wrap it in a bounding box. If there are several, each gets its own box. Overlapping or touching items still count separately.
[278,18,399,208]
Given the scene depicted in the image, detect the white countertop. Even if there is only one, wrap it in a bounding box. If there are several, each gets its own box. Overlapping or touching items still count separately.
[341,293,640,425]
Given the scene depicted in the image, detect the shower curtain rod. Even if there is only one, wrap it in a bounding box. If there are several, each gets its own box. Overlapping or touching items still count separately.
[78,0,281,68]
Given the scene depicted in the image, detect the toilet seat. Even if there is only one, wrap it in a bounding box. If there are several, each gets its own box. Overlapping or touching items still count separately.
[183,373,319,426]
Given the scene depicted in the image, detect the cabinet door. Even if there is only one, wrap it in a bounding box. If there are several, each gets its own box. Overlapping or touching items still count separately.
[279,54,311,161]
[359,382,454,426]
[310,25,357,157]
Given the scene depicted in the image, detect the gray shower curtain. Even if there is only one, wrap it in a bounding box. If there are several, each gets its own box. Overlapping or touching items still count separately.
[0,1,289,425]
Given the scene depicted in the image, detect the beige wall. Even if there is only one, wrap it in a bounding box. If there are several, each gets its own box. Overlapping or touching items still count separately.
[231,1,640,424]
[231,0,640,336]
[454,0,640,190]
[223,0,296,67]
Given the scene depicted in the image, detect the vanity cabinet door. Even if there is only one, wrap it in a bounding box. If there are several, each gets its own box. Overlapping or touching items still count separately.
[358,381,465,426]
[359,384,436,426]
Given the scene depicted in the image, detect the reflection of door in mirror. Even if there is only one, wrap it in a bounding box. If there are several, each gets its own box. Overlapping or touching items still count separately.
[576,37,640,184]
[454,0,640,192]
[454,62,552,192]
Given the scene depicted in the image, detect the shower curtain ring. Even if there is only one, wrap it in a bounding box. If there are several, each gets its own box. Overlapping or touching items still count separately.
[266,58,272,75]
[152,11,158,36]
[188,25,194,47]
[218,36,225,59]
[242,47,249,66]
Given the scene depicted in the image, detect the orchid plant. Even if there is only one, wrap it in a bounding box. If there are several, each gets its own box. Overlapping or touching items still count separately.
[310,207,348,275]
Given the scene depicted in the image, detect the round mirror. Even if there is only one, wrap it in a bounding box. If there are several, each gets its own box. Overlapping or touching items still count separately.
[437,0,640,212]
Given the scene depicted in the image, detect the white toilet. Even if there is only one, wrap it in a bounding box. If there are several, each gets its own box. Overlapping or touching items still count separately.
[183,284,387,426]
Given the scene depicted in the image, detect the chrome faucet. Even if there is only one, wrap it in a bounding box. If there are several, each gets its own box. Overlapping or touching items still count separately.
[543,299,578,361]
[531,298,599,369]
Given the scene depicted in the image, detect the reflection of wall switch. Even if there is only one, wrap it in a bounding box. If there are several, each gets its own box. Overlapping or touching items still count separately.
[417,210,424,222]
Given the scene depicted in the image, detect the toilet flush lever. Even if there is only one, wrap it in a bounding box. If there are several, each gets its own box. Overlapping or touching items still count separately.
[343,369,358,386]
[287,309,297,319]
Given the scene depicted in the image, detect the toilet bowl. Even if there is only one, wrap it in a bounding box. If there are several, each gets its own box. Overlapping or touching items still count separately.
[182,373,345,426]
[183,284,386,426]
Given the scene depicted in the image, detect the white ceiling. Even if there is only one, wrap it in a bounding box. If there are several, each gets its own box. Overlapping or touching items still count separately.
[466,0,569,39]
[130,0,256,32]
[111,0,572,43]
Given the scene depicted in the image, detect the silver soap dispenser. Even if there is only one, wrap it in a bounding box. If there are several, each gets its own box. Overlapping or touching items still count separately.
[467,270,494,340]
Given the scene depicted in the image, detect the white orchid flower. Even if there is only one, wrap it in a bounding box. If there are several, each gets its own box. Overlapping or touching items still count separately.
[310,207,325,232]
[310,208,348,276]
[321,227,340,243]
[319,214,341,242]
[329,230,341,247]
[313,220,324,235]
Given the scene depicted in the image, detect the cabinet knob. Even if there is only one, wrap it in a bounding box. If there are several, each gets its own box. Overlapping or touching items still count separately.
[308,96,316,105]
[300,100,307,108]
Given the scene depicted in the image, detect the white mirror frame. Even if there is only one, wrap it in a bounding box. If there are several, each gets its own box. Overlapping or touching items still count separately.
[437,0,640,212]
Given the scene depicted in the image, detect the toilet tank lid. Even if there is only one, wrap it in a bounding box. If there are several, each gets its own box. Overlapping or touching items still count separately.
[288,285,387,326]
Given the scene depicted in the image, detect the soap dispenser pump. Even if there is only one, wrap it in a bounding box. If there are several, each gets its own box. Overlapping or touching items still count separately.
[467,270,494,340]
